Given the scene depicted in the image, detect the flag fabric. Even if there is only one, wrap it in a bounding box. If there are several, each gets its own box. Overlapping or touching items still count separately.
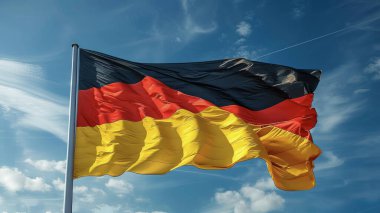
[75,49,321,190]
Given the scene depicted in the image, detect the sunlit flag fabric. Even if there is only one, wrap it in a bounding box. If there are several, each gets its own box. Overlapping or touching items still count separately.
[75,49,321,190]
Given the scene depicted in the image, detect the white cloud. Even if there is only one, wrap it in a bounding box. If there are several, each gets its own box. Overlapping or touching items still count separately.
[91,187,106,196]
[0,59,43,89]
[315,151,344,171]
[253,178,276,191]
[25,177,51,192]
[208,178,284,213]
[236,21,252,37]
[91,204,121,213]
[73,185,92,203]
[364,57,380,80]
[0,166,51,192]
[353,88,370,95]
[0,59,68,142]
[136,212,167,213]
[105,178,134,196]
[234,45,259,59]
[73,184,106,203]
[235,38,246,45]
[25,158,66,173]
[74,185,88,194]
[52,178,65,191]
[232,21,262,59]
[77,193,96,203]
[53,177,105,203]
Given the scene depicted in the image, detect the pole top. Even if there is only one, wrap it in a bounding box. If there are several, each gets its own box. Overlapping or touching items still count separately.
[72,43,79,48]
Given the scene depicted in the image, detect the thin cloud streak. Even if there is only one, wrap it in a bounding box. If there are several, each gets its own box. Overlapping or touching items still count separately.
[254,15,380,59]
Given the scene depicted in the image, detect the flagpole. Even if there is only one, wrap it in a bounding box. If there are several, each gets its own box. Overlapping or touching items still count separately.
[63,44,79,213]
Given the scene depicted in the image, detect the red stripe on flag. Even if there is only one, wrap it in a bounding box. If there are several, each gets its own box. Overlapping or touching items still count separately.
[77,76,316,139]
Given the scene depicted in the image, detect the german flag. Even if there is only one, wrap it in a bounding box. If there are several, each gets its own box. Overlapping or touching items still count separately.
[75,49,321,190]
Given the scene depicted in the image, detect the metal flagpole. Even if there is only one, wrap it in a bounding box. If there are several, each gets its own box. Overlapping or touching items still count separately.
[63,44,79,213]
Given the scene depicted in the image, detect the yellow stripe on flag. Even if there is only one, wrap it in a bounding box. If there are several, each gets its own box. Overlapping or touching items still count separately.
[75,106,320,190]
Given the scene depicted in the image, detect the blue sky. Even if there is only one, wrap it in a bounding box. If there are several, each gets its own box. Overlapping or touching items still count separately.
[0,0,380,212]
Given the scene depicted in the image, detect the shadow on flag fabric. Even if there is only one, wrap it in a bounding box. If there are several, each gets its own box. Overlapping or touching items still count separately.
[74,49,321,191]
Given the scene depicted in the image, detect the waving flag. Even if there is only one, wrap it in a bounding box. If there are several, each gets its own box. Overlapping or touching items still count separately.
[74,49,321,190]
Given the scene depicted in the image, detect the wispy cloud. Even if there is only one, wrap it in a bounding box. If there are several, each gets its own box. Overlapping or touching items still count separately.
[0,59,68,142]
[291,0,307,19]
[116,0,218,59]
[315,151,344,171]
[206,178,284,213]
[342,132,380,161]
[180,0,217,41]
[353,88,370,95]
[364,57,380,80]
[315,62,364,133]
[292,7,304,19]
[0,166,51,192]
